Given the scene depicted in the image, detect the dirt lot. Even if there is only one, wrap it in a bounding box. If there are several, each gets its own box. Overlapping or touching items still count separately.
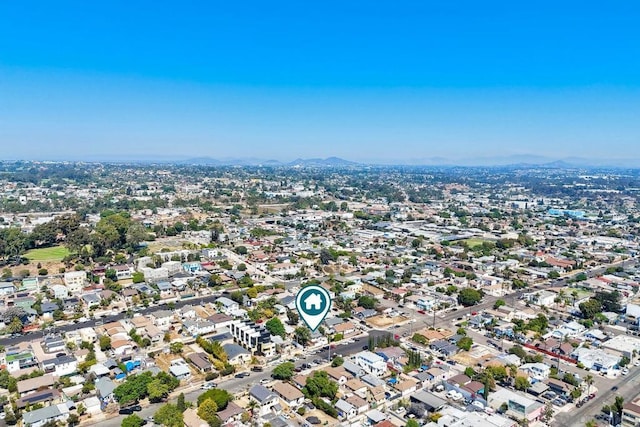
[305,408,339,426]
[367,315,410,328]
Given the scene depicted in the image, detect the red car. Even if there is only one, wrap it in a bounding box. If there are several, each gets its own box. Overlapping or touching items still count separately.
[417,310,426,314]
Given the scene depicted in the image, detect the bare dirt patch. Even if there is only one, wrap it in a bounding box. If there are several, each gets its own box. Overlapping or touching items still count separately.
[367,315,410,328]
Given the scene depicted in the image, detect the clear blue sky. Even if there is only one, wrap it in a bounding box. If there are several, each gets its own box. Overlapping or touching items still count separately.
[1,1,639,163]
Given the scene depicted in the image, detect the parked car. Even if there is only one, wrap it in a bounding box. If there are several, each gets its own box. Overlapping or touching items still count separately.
[251,366,263,372]
[119,407,134,415]
[234,372,250,379]
[201,382,216,390]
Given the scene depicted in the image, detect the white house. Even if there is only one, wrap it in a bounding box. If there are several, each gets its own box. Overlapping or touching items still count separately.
[42,355,77,377]
[50,284,69,300]
[168,359,192,380]
[150,310,174,331]
[0,282,16,296]
[519,363,550,381]
[63,271,86,294]
[216,297,240,316]
[355,351,387,377]
[249,385,280,417]
[335,399,357,421]
[183,320,216,336]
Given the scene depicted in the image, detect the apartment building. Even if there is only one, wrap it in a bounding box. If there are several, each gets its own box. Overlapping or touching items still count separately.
[228,320,275,357]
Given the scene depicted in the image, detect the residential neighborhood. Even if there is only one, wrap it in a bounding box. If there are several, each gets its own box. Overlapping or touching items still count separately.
[0,162,640,427]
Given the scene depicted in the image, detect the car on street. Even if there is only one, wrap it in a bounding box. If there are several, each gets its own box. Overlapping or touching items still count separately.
[611,386,619,391]
[235,372,250,378]
[119,407,134,415]
[201,382,216,390]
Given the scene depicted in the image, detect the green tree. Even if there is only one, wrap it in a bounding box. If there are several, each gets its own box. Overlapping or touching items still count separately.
[406,420,420,427]
[132,272,145,283]
[458,288,483,306]
[579,299,603,319]
[7,316,23,334]
[265,318,286,339]
[121,414,144,427]
[177,393,187,413]
[286,308,299,325]
[358,295,378,309]
[493,299,506,309]
[331,356,344,367]
[457,336,473,351]
[154,404,183,427]
[99,335,112,351]
[548,270,560,279]
[197,389,233,410]
[272,362,295,380]
[170,342,184,354]
[303,371,338,400]
[68,413,80,426]
[294,327,312,346]
[198,399,219,425]
[514,376,530,391]
[148,379,170,402]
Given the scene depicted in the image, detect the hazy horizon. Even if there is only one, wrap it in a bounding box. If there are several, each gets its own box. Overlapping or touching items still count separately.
[1,2,639,161]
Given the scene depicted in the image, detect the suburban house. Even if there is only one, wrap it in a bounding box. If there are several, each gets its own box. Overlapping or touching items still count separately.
[249,384,281,417]
[355,351,388,377]
[271,382,305,408]
[336,399,357,421]
[187,353,214,373]
[223,343,251,365]
[216,297,240,316]
[168,359,192,380]
[95,377,116,403]
[183,319,216,336]
[22,402,71,427]
[17,375,56,397]
[150,310,174,331]
[41,355,77,377]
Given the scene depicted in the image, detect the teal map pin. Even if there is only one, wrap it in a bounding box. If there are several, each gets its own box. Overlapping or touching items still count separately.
[295,285,331,331]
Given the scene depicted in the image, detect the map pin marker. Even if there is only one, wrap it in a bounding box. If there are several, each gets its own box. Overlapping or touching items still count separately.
[295,284,332,332]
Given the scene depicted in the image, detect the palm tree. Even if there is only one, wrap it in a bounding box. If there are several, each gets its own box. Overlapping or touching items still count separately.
[584,374,594,397]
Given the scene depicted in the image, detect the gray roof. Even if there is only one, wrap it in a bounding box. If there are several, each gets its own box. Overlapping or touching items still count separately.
[217,296,237,307]
[342,361,364,377]
[41,302,59,313]
[335,399,355,413]
[250,384,277,404]
[410,391,447,411]
[23,404,64,425]
[151,309,173,319]
[42,355,76,366]
[223,343,250,360]
[95,377,116,398]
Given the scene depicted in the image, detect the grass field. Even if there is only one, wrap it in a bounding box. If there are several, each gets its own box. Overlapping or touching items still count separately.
[24,246,70,261]
[463,238,490,248]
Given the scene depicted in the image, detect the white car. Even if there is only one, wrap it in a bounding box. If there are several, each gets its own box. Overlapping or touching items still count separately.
[260,379,270,385]
[622,368,630,376]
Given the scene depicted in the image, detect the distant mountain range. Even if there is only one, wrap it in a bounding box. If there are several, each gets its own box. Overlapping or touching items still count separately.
[9,154,640,168]
[177,156,360,167]
[390,155,640,168]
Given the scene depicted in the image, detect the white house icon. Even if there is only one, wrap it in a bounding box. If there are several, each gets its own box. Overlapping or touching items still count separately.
[303,292,322,311]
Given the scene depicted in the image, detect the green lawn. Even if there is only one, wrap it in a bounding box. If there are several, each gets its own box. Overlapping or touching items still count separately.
[24,246,70,262]
[463,238,490,248]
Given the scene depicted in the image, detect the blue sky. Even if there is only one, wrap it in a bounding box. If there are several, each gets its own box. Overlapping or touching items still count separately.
[1,1,639,163]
